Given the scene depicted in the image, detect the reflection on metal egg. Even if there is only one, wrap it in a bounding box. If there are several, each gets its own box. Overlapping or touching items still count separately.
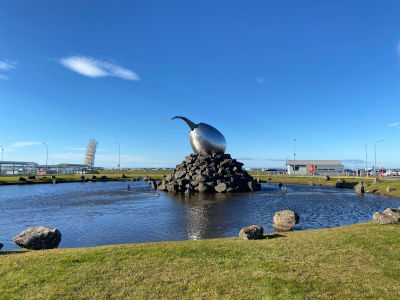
[171,116,226,154]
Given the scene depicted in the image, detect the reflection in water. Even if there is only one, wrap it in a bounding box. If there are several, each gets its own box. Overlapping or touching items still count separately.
[0,181,399,250]
[171,193,237,240]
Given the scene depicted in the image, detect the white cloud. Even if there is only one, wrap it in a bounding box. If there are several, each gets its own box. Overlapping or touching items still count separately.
[0,60,16,71]
[397,41,400,56]
[256,77,265,83]
[0,60,17,79]
[58,55,140,81]
[388,122,400,127]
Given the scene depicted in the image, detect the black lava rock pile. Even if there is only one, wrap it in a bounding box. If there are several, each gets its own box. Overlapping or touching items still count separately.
[158,153,261,193]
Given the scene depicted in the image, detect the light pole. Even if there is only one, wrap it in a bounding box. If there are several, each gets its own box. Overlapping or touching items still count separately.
[374,139,384,175]
[0,146,3,161]
[293,138,296,175]
[42,142,48,167]
[115,141,120,174]
[364,144,368,177]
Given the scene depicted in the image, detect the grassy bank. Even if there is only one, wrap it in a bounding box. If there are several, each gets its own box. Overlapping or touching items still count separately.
[251,173,400,198]
[0,171,170,185]
[1,170,400,199]
[1,222,400,299]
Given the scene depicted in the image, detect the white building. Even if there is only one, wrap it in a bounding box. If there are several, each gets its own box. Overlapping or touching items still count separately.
[286,160,344,175]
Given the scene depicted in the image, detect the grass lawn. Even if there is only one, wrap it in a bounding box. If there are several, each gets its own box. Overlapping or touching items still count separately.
[1,222,400,299]
[0,171,170,185]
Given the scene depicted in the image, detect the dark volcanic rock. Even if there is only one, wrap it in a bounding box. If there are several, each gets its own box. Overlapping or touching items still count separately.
[151,180,158,190]
[355,182,365,194]
[336,179,345,188]
[160,153,260,193]
[239,225,264,240]
[13,226,62,250]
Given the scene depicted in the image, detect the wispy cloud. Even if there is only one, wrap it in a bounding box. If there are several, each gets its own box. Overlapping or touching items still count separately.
[256,77,265,83]
[0,60,17,80]
[238,157,287,162]
[0,60,16,71]
[5,141,43,153]
[397,41,400,56]
[341,159,364,164]
[58,55,140,81]
[65,146,86,151]
[388,122,400,127]
[10,141,42,148]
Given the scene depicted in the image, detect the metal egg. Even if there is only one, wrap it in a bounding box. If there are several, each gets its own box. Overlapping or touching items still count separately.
[171,116,226,154]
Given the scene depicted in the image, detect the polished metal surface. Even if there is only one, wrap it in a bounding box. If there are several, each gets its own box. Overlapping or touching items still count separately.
[171,116,226,154]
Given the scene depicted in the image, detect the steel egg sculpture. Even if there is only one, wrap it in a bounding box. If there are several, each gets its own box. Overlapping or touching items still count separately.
[171,116,226,154]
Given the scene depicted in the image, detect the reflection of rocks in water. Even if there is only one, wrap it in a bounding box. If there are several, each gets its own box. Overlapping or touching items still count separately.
[170,193,240,240]
[171,192,239,203]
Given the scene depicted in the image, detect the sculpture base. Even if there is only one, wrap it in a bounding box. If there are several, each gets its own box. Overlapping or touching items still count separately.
[158,153,261,193]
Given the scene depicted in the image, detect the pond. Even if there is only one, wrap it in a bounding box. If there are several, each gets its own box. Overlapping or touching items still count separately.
[0,181,398,250]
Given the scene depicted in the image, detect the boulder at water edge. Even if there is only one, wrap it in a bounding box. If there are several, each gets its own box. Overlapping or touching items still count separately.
[354,182,365,194]
[13,226,62,250]
[273,210,300,232]
[336,179,345,188]
[239,225,264,240]
[386,186,393,193]
[373,207,400,225]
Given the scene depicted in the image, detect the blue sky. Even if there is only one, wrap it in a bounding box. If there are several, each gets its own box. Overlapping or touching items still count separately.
[0,1,399,169]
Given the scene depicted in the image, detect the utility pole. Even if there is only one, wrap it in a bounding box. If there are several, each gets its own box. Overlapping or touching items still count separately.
[293,138,296,175]
[374,139,384,175]
[365,144,368,178]
[115,141,120,175]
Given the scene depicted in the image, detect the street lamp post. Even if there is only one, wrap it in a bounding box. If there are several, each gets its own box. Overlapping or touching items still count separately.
[293,138,296,175]
[115,141,120,175]
[365,144,368,178]
[0,146,3,175]
[42,142,48,167]
[374,139,384,175]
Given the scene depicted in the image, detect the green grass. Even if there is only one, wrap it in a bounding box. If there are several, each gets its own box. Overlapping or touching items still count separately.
[1,222,400,299]
[0,171,172,185]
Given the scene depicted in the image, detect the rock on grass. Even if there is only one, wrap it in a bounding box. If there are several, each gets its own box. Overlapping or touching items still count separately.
[13,226,62,250]
[239,225,264,240]
[373,207,400,225]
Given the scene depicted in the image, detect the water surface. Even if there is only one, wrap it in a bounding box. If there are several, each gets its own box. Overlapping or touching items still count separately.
[0,181,398,250]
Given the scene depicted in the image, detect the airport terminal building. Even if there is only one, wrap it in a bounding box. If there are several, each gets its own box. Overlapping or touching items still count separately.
[0,161,95,175]
[286,160,344,175]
